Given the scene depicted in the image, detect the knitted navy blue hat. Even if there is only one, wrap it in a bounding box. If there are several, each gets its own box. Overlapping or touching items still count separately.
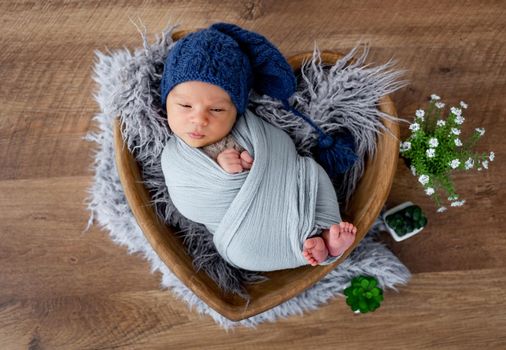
[160,23,357,176]
[160,23,296,114]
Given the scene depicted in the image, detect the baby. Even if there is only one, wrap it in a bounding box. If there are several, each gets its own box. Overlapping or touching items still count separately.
[160,23,357,270]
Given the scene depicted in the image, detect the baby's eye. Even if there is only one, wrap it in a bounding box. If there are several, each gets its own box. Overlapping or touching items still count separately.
[210,108,225,112]
[178,104,191,108]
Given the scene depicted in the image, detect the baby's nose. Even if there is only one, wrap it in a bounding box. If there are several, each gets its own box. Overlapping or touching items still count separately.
[191,111,209,126]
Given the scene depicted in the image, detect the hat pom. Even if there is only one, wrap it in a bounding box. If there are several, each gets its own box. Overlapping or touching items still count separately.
[282,100,358,177]
[315,132,358,178]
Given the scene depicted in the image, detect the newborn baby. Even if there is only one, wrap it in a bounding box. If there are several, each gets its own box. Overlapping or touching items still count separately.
[160,23,357,271]
[164,80,356,266]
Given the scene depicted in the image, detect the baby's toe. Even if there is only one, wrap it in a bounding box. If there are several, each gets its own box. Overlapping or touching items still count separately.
[303,238,317,251]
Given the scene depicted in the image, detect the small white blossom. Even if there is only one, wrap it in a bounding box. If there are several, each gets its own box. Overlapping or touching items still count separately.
[437,206,447,213]
[450,106,462,116]
[425,187,435,196]
[451,128,461,135]
[426,148,436,158]
[454,138,463,147]
[460,101,468,109]
[416,109,425,118]
[418,174,430,186]
[455,115,465,125]
[449,159,461,169]
[428,138,439,147]
[400,141,411,152]
[448,194,459,201]
[464,158,474,169]
[482,160,489,169]
[409,123,420,132]
[450,200,466,207]
[478,167,483,171]
[489,151,495,161]
[475,127,485,136]
[431,94,441,101]
[410,165,417,176]
[437,120,446,127]
[435,101,445,109]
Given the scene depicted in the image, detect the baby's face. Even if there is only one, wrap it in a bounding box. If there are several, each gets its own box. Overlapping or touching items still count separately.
[165,81,238,147]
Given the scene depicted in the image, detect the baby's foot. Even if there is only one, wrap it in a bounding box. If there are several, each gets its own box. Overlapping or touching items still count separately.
[323,222,357,257]
[302,237,329,266]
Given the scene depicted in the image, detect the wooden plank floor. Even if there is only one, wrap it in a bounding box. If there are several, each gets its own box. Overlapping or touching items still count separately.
[1,1,505,348]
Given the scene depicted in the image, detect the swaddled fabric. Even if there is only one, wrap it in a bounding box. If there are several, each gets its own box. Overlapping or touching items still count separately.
[161,109,343,271]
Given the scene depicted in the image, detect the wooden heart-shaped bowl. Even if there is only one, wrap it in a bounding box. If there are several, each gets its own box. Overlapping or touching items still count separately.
[113,30,399,321]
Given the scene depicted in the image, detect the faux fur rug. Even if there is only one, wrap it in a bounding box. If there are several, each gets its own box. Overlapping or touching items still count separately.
[85,25,411,328]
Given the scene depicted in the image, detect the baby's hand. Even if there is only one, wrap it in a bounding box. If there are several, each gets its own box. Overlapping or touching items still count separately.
[217,148,254,173]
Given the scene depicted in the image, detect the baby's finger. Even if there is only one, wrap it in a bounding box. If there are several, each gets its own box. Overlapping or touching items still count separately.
[222,148,240,154]
[240,151,254,163]
[241,159,253,169]
[227,164,244,173]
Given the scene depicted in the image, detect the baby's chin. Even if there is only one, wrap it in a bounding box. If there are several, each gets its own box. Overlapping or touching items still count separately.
[179,134,216,148]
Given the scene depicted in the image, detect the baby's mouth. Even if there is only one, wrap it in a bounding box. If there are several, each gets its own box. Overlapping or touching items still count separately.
[188,132,205,139]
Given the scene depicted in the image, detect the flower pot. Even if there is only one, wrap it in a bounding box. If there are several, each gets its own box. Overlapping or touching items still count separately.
[383,201,427,242]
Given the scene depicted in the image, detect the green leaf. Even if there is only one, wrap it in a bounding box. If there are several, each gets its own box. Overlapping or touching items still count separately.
[359,300,368,310]
[360,279,369,289]
[413,206,422,220]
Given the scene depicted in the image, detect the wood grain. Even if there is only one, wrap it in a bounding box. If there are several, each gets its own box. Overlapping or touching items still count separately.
[0,0,505,348]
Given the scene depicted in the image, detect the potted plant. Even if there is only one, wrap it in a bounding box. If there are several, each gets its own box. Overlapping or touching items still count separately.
[399,94,494,213]
[383,202,428,241]
[344,275,384,314]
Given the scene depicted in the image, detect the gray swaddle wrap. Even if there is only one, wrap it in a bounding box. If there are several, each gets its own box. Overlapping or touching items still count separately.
[161,109,342,271]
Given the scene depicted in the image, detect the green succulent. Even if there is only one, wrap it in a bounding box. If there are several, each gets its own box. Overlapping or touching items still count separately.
[385,205,428,236]
[344,276,384,313]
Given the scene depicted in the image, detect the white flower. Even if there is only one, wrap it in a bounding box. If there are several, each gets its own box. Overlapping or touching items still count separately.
[400,141,411,152]
[475,127,485,136]
[454,138,463,147]
[482,160,489,169]
[418,174,430,186]
[450,200,466,207]
[437,206,447,213]
[437,120,446,127]
[428,138,439,147]
[409,123,420,132]
[425,187,435,196]
[448,194,459,201]
[478,167,483,171]
[426,148,436,158]
[451,128,461,135]
[435,101,445,109]
[460,101,468,109]
[464,158,474,169]
[431,94,441,101]
[455,116,465,125]
[449,159,461,169]
[489,151,495,161]
[410,165,417,176]
[450,107,462,116]
[416,109,425,118]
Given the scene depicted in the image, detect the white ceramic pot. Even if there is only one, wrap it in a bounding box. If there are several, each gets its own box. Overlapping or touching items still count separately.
[382,201,426,242]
